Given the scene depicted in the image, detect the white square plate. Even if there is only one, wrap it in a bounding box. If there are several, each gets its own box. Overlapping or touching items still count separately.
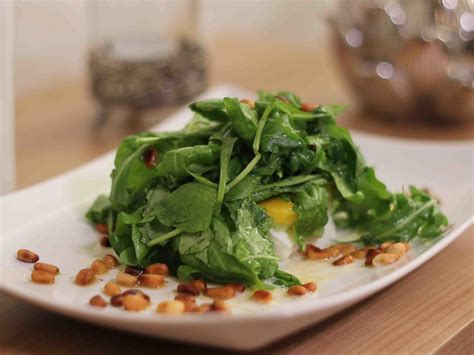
[1,85,472,350]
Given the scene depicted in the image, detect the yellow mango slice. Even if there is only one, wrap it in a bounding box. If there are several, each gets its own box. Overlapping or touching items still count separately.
[258,197,297,226]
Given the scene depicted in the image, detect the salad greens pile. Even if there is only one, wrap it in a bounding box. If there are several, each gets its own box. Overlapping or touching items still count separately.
[86,90,448,289]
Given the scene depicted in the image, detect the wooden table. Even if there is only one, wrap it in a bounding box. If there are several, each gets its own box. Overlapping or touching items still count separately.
[2,37,473,354]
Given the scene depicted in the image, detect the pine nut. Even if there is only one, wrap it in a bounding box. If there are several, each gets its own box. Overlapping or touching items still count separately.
[175,294,197,312]
[333,254,354,266]
[303,282,317,292]
[99,236,111,247]
[102,254,119,269]
[116,272,138,287]
[240,98,256,109]
[205,286,236,300]
[34,262,59,275]
[89,295,107,308]
[337,244,357,256]
[17,249,39,263]
[122,289,151,301]
[177,283,200,296]
[403,242,411,251]
[139,274,164,288]
[95,223,108,234]
[287,285,308,296]
[156,300,185,315]
[91,259,108,274]
[379,241,394,252]
[365,248,382,266]
[252,290,272,303]
[306,244,340,260]
[196,303,212,313]
[110,294,124,307]
[372,253,399,266]
[386,242,407,257]
[211,300,231,313]
[75,268,96,286]
[31,270,55,284]
[350,249,368,259]
[300,102,318,112]
[103,281,121,297]
[226,283,246,293]
[144,263,169,276]
[189,279,207,293]
[123,294,149,311]
[125,266,143,276]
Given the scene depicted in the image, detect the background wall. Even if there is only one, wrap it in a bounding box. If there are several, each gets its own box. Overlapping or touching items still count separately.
[13,0,336,96]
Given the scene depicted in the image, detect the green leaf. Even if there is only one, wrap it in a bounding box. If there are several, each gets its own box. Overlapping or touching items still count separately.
[223,97,258,144]
[85,195,111,224]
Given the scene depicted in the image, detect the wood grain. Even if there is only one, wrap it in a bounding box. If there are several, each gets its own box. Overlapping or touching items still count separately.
[2,36,473,354]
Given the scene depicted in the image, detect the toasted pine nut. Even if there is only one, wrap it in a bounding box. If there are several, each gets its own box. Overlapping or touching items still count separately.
[372,253,399,266]
[211,300,231,313]
[379,241,394,252]
[240,98,256,109]
[156,300,185,315]
[196,303,212,313]
[175,294,197,312]
[110,294,124,307]
[123,294,149,311]
[122,289,150,301]
[99,236,111,247]
[75,268,96,286]
[125,266,143,276]
[144,263,169,276]
[226,283,246,293]
[287,285,308,296]
[386,242,407,257]
[306,244,340,260]
[333,254,354,266]
[177,283,200,296]
[350,249,368,259]
[17,249,39,263]
[303,282,317,292]
[95,223,108,234]
[252,290,272,303]
[205,286,236,300]
[102,254,119,269]
[300,102,318,112]
[103,281,121,297]
[365,248,382,266]
[31,270,55,284]
[116,272,138,287]
[34,262,60,275]
[337,244,357,256]
[89,295,107,308]
[189,279,207,293]
[403,242,411,251]
[139,274,164,288]
[91,259,108,274]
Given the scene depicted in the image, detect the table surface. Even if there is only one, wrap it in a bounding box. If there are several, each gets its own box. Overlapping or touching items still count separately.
[2,37,473,355]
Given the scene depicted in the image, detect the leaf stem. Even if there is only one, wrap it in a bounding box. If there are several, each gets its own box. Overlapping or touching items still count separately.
[253,101,276,154]
[147,228,182,247]
[227,153,261,190]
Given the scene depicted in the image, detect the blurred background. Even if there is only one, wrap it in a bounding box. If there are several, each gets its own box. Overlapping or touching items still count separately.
[1,0,473,193]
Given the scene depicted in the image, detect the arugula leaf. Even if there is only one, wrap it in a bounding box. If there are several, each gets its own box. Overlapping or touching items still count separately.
[223,97,258,144]
[190,99,228,122]
[85,195,111,224]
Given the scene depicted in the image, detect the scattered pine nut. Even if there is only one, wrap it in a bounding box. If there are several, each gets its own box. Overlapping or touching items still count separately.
[365,248,382,266]
[139,274,164,288]
[306,244,340,260]
[89,295,107,308]
[31,270,55,284]
[116,272,138,287]
[177,283,200,296]
[403,242,411,251]
[287,285,308,296]
[252,290,272,303]
[189,279,207,293]
[95,223,108,234]
[122,289,151,301]
[205,286,236,300]
[99,236,111,247]
[372,253,399,266]
[211,300,231,313]
[175,294,197,312]
[144,263,169,276]
[156,300,185,315]
[110,294,124,307]
[303,282,317,292]
[240,98,256,109]
[196,303,212,313]
[17,249,39,263]
[34,262,59,275]
[337,244,357,256]
[102,254,119,269]
[124,266,143,276]
[123,294,149,311]
[333,254,354,266]
[75,268,96,286]
[350,249,368,259]
[386,242,407,257]
[226,283,246,293]
[300,102,318,112]
[379,241,394,252]
[103,281,121,297]
[91,259,108,274]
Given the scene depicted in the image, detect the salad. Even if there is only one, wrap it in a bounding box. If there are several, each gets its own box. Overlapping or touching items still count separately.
[86,90,448,289]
